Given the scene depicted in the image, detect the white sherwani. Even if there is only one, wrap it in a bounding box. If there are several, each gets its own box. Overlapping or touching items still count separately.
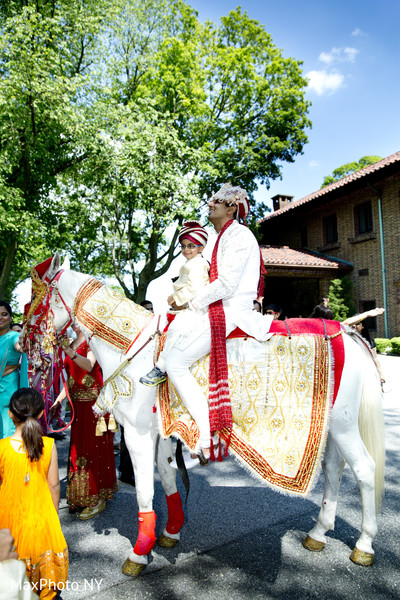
[171,254,210,307]
[164,220,273,450]
[156,254,209,371]
[191,221,273,339]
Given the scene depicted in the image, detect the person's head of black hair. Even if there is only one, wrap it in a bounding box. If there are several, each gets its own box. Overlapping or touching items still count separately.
[309,305,333,319]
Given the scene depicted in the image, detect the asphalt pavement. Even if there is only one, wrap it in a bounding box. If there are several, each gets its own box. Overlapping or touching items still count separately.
[57,354,400,600]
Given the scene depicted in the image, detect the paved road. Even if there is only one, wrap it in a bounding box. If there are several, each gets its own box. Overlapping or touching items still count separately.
[57,355,400,600]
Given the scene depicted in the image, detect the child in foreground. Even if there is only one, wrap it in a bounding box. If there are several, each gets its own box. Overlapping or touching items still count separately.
[0,388,68,599]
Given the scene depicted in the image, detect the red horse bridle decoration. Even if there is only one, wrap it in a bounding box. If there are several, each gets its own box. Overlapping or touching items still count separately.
[22,263,75,433]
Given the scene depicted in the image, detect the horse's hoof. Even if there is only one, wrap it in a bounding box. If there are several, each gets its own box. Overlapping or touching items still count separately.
[302,535,326,552]
[158,533,179,548]
[121,558,146,577]
[350,547,374,566]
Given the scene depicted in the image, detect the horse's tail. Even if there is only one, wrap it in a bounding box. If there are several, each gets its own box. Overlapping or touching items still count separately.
[348,330,385,512]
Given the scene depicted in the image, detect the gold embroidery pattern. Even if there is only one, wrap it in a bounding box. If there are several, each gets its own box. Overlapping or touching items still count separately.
[68,457,117,507]
[94,372,133,414]
[24,266,48,324]
[159,334,332,496]
[82,373,96,387]
[24,547,68,591]
[67,458,89,506]
[71,389,99,400]
[74,278,153,352]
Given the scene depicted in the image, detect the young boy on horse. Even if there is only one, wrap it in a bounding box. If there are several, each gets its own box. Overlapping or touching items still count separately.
[140,221,210,384]
[143,184,274,465]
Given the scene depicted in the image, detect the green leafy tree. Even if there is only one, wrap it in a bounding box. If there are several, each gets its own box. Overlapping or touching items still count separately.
[114,4,311,201]
[77,101,203,302]
[1,0,312,303]
[84,1,311,296]
[328,276,356,321]
[321,156,382,188]
[0,0,107,299]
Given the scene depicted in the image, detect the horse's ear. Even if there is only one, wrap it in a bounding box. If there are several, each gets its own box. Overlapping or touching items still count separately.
[61,255,70,270]
[48,252,62,278]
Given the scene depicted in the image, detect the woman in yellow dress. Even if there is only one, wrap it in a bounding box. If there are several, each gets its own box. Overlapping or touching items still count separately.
[0,388,68,599]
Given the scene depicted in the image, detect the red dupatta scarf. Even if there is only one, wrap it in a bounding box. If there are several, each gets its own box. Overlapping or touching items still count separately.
[208,219,234,433]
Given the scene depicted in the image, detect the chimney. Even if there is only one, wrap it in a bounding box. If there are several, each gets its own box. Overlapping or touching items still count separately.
[271,194,294,212]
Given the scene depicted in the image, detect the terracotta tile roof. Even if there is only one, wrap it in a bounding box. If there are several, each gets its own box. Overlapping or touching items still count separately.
[259,150,400,222]
[261,245,352,270]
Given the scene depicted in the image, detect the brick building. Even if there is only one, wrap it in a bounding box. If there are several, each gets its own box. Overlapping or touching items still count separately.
[258,151,400,338]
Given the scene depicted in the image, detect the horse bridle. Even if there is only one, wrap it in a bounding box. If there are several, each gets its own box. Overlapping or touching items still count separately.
[47,269,74,336]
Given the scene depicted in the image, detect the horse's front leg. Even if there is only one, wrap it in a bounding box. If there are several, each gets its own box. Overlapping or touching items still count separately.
[303,434,345,551]
[156,436,185,548]
[121,422,158,576]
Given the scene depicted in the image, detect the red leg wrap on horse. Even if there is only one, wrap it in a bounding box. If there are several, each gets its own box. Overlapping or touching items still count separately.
[165,491,185,535]
[133,511,157,556]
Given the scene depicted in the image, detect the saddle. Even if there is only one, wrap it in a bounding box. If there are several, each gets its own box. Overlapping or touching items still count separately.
[158,318,345,496]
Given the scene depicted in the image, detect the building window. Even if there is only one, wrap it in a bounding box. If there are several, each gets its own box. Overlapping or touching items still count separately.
[354,201,373,235]
[358,268,369,277]
[360,300,377,331]
[300,226,308,248]
[323,214,338,245]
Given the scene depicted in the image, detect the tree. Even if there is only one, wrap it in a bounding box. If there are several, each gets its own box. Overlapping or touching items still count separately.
[78,1,311,297]
[113,4,311,202]
[75,101,203,302]
[0,0,108,299]
[321,156,382,188]
[328,276,356,321]
[1,0,312,303]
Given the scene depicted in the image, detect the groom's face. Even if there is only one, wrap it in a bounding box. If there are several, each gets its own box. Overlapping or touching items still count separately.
[207,198,235,225]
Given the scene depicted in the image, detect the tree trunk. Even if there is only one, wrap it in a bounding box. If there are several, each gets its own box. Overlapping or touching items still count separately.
[0,238,19,300]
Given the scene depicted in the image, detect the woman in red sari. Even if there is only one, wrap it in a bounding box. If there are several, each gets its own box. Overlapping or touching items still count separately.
[50,324,117,519]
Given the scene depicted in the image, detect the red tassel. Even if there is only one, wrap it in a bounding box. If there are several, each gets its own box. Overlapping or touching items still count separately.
[217,439,223,462]
[223,430,232,457]
[257,247,267,298]
[209,437,216,462]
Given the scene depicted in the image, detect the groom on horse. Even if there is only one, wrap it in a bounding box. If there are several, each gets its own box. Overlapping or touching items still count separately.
[142,183,274,463]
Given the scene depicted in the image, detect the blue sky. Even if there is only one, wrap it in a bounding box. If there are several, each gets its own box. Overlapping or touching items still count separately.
[189,0,400,208]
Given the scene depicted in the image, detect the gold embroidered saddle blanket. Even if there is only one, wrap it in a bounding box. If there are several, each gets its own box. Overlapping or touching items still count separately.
[74,278,154,352]
[158,332,335,497]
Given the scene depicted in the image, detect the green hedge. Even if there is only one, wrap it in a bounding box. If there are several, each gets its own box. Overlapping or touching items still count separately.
[375,337,400,355]
[390,337,400,355]
[375,338,392,354]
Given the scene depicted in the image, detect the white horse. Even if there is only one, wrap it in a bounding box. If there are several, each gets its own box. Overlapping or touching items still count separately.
[24,254,385,573]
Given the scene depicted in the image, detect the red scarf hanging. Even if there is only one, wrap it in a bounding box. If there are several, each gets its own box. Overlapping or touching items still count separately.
[208,219,234,433]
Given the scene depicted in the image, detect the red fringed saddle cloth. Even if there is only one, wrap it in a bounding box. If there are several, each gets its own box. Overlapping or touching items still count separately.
[228,318,345,406]
[158,317,345,496]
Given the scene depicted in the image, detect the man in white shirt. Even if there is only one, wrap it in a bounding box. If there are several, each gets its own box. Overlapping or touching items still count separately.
[153,184,273,463]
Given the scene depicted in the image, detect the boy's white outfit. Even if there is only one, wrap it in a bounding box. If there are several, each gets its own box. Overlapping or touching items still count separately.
[165,220,274,449]
[156,254,209,372]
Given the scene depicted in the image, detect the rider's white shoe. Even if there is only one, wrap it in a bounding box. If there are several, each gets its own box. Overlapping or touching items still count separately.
[170,452,200,470]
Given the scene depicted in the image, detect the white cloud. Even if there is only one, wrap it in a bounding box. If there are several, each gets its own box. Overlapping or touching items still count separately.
[306,70,344,96]
[343,47,359,62]
[352,27,366,37]
[319,49,337,65]
[319,47,359,64]
[308,160,319,168]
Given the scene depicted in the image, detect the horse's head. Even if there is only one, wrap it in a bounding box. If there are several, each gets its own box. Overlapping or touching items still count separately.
[45,253,75,333]
[19,253,72,380]
[21,252,72,349]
